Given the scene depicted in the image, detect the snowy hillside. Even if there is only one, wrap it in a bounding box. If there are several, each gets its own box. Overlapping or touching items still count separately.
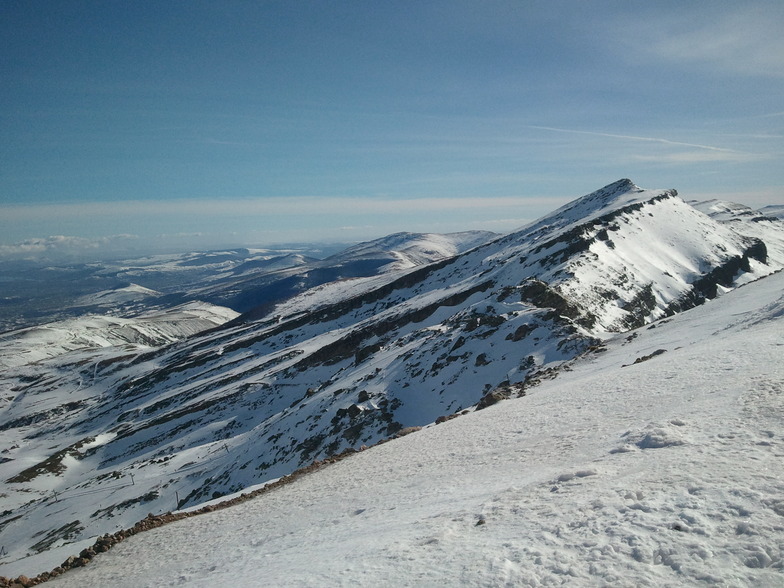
[690,199,784,272]
[23,254,784,586]
[73,283,161,308]
[0,248,311,332]
[326,231,495,271]
[1,180,782,582]
[0,302,239,369]
[760,204,784,219]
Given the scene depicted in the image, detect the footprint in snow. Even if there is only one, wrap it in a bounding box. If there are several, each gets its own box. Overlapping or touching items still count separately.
[554,469,598,483]
[611,424,688,453]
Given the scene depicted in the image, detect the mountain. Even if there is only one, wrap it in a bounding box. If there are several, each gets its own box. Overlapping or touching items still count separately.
[760,204,784,219]
[1,180,782,579]
[0,248,313,333]
[0,302,239,370]
[0,233,495,333]
[193,231,496,319]
[689,198,784,268]
[30,262,784,587]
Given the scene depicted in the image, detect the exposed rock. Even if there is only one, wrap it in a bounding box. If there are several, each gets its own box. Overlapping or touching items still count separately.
[476,390,510,410]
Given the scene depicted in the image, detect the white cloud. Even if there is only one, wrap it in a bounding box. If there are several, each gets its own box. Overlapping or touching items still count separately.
[616,6,784,77]
[528,125,766,165]
[0,234,141,261]
[0,194,567,257]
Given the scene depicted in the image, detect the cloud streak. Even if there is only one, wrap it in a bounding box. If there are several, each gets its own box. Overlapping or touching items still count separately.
[527,125,763,164]
[529,126,738,153]
[0,235,141,261]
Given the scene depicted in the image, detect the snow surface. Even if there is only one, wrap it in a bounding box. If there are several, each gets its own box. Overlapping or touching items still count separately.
[690,199,784,275]
[38,269,784,587]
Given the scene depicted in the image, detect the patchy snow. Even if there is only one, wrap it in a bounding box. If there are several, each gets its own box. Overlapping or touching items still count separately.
[35,269,784,587]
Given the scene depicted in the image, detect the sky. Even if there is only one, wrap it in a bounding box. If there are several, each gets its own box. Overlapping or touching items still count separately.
[1,0,783,258]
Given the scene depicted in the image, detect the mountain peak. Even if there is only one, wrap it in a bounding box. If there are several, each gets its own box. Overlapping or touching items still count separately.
[566,178,644,211]
[604,177,637,192]
[510,179,662,242]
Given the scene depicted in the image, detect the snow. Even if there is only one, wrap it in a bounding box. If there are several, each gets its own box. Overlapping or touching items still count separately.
[690,199,784,274]
[2,181,782,585]
[37,269,784,587]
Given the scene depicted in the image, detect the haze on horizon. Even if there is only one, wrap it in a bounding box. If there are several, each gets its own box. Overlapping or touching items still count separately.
[2,0,783,259]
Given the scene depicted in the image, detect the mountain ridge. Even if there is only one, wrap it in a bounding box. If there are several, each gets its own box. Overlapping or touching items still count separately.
[1,179,783,577]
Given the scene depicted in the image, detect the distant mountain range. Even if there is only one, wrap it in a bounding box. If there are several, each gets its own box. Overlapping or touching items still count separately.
[0,232,495,333]
[1,179,783,578]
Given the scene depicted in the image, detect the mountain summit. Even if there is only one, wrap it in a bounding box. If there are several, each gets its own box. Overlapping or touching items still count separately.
[1,180,782,577]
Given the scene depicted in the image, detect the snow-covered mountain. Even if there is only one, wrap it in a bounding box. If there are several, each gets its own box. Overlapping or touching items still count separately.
[1,180,782,582]
[324,231,494,271]
[0,233,494,333]
[760,204,784,219]
[195,230,496,319]
[690,198,784,269]
[0,302,239,370]
[0,248,312,332]
[38,263,784,587]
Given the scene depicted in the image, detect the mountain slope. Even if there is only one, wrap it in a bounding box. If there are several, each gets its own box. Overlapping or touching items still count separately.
[690,198,784,276]
[219,230,496,320]
[1,180,782,577]
[19,247,784,587]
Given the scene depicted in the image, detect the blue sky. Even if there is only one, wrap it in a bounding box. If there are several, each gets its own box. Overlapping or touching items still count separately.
[1,0,783,257]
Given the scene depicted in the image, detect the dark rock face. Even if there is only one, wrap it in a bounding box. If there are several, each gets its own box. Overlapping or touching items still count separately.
[476,389,511,411]
[666,239,768,314]
[620,284,657,331]
[518,280,581,321]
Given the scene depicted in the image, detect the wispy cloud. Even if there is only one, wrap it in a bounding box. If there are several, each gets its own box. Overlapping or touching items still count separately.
[528,125,762,164]
[529,126,737,153]
[614,6,784,78]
